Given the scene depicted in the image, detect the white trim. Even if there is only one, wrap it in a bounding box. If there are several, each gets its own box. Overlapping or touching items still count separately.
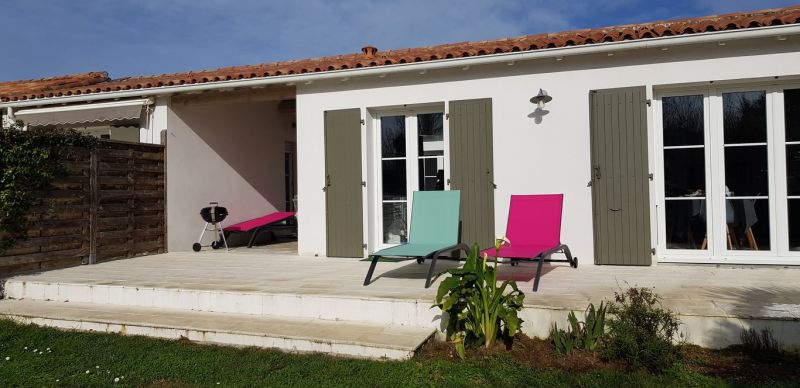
[372,109,446,251]
[14,98,153,115]
[663,144,704,149]
[655,82,800,263]
[3,25,800,109]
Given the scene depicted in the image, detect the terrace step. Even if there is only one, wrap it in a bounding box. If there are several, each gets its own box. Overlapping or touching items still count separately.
[2,279,439,327]
[0,299,435,360]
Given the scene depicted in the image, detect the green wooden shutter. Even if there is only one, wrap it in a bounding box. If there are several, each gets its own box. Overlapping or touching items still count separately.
[448,98,495,249]
[324,108,364,257]
[590,87,652,265]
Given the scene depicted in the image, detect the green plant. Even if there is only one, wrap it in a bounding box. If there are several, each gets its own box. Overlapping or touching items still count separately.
[740,327,784,361]
[433,238,525,357]
[601,287,681,372]
[0,126,96,252]
[551,302,607,355]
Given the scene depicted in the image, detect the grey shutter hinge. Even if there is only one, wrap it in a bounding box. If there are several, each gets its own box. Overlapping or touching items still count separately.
[445,113,449,120]
[362,181,366,187]
[645,99,652,106]
[649,173,654,181]
[651,248,656,255]
[360,119,365,125]
[362,243,367,249]
[586,180,592,187]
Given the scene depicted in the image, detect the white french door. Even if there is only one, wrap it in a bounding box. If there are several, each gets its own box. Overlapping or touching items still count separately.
[656,84,800,263]
[376,111,446,250]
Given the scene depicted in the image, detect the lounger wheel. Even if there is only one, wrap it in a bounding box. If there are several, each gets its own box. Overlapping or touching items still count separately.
[211,241,221,250]
[192,243,201,252]
[416,258,425,264]
[572,257,578,268]
[510,260,519,267]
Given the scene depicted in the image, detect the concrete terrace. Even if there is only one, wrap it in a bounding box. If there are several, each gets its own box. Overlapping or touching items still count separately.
[2,243,800,356]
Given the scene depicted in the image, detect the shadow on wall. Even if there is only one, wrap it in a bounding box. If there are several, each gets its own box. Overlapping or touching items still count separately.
[173,101,288,209]
[527,107,550,124]
[698,285,800,349]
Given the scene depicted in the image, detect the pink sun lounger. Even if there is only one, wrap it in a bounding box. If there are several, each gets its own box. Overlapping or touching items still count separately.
[223,211,296,248]
[481,194,577,292]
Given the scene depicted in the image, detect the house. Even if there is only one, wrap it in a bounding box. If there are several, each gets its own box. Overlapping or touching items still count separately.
[3,5,800,267]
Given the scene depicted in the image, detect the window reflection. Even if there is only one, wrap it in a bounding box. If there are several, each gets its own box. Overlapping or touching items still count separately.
[665,199,707,249]
[663,95,704,146]
[664,148,705,197]
[790,200,800,251]
[724,146,769,197]
[785,89,800,142]
[417,113,445,192]
[381,116,406,158]
[725,199,769,251]
[381,160,406,200]
[383,203,407,244]
[723,91,767,144]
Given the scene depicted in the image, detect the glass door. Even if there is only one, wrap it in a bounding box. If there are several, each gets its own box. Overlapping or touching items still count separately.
[660,94,710,251]
[380,115,409,245]
[782,89,800,252]
[377,112,446,249]
[720,90,772,252]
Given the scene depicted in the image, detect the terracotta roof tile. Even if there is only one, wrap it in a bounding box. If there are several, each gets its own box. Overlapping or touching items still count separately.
[2,5,800,103]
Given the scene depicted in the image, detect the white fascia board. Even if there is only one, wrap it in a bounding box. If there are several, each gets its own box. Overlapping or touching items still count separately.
[2,24,800,109]
[14,98,153,116]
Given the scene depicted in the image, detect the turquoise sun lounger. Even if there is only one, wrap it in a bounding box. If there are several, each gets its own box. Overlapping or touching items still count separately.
[363,190,469,288]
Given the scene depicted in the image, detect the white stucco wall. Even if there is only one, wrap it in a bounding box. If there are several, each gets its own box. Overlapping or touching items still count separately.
[295,37,800,261]
[166,99,294,251]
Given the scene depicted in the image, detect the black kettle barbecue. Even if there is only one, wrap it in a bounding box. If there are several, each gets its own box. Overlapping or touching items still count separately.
[192,202,229,252]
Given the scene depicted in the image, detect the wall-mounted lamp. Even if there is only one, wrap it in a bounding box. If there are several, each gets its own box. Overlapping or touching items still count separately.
[530,89,552,109]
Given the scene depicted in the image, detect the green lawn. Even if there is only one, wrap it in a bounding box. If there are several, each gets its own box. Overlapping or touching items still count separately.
[0,319,789,387]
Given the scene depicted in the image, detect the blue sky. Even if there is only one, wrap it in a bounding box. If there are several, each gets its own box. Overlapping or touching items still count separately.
[1,0,797,82]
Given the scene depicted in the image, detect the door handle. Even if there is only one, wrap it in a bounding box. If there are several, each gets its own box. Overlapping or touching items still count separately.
[610,208,621,212]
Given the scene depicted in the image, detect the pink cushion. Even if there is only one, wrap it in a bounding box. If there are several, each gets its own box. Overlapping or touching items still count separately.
[223,212,295,232]
[485,194,564,259]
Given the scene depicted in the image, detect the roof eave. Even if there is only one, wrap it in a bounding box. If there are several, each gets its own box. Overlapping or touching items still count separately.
[3,24,800,110]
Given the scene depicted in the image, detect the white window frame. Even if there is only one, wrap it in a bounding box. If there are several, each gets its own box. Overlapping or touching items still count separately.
[371,106,448,251]
[655,82,800,264]
[774,82,800,257]
[710,85,778,258]
[653,89,714,259]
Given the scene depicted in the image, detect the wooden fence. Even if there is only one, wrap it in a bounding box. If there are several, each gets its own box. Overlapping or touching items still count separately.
[0,140,165,276]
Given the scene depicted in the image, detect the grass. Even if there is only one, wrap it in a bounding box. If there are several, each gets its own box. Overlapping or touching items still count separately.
[0,319,792,387]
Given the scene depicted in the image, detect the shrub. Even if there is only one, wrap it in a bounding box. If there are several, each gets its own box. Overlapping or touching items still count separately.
[551,302,607,355]
[601,287,681,372]
[740,328,784,361]
[0,126,96,252]
[433,239,525,358]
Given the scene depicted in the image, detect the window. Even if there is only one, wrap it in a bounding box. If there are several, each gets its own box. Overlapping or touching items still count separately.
[655,86,800,261]
[722,91,769,251]
[380,116,408,244]
[784,89,800,250]
[662,95,707,250]
[377,112,446,247]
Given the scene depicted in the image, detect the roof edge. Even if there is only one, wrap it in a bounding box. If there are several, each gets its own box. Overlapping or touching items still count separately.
[3,23,800,109]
